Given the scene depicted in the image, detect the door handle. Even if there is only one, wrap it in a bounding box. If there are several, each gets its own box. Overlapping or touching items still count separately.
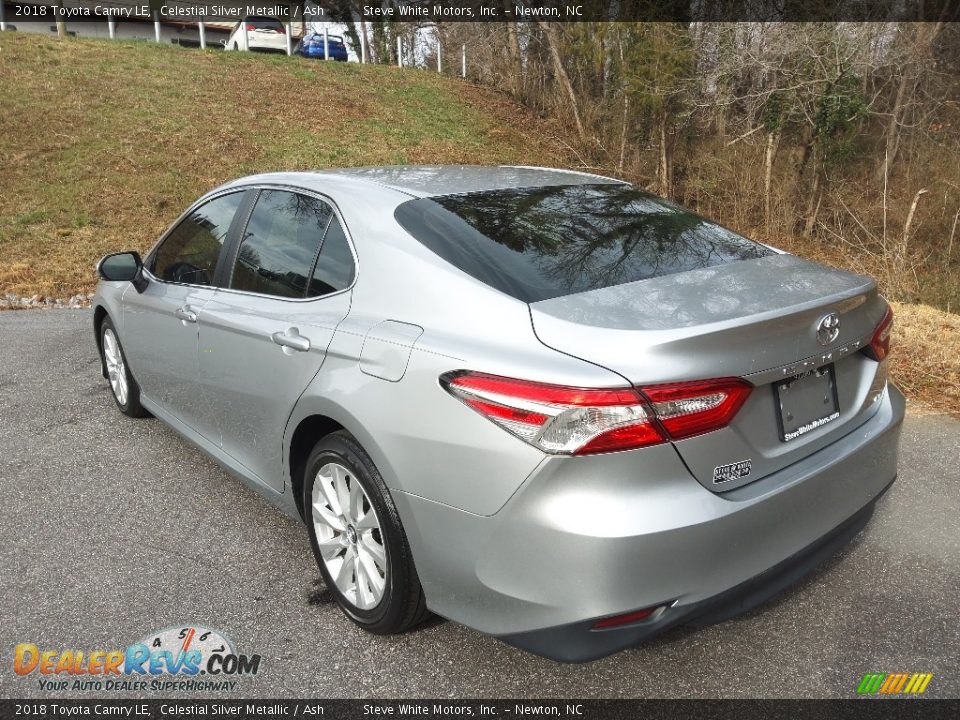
[175,306,198,323]
[271,327,311,353]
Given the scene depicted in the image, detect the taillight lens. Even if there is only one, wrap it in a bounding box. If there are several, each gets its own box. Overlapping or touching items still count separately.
[865,306,893,362]
[277,25,286,34]
[642,378,753,440]
[441,371,752,456]
[245,24,256,31]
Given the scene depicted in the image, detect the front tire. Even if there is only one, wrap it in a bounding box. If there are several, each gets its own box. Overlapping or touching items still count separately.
[303,431,429,634]
[100,317,148,418]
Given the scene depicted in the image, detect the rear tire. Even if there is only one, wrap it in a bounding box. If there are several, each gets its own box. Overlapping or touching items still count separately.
[303,431,429,634]
[100,317,148,418]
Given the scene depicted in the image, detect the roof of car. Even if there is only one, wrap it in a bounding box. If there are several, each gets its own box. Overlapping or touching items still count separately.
[328,165,627,198]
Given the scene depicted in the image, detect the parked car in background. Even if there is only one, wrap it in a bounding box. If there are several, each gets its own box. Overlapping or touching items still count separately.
[225,16,288,53]
[298,32,349,61]
[92,166,903,662]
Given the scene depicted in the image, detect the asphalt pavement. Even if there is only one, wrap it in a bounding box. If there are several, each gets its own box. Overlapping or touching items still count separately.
[1,309,958,699]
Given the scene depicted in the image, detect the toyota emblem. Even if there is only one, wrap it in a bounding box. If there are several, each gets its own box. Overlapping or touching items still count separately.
[816,312,841,346]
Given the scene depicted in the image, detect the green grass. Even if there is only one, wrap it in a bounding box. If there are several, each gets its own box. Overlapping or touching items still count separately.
[0,33,569,297]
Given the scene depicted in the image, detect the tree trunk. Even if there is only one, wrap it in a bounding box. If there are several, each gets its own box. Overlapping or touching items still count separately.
[803,170,823,237]
[763,130,780,234]
[618,94,630,173]
[536,21,584,138]
[657,107,672,196]
[504,7,522,97]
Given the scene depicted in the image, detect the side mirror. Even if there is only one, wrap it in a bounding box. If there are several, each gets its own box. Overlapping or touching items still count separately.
[97,251,149,293]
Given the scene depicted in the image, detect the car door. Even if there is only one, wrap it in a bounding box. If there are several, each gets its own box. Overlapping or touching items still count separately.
[198,188,356,490]
[122,190,249,441]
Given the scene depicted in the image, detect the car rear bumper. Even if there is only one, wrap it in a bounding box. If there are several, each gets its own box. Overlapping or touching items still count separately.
[392,384,904,660]
[500,478,889,661]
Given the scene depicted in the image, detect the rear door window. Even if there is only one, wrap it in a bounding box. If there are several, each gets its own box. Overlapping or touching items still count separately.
[307,216,355,297]
[151,192,244,286]
[394,184,773,303]
[229,190,333,299]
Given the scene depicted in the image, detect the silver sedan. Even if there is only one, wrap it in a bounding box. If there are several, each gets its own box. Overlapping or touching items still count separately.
[92,166,903,661]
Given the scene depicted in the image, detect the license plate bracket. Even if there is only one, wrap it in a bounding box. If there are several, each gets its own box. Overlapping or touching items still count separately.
[775,364,840,442]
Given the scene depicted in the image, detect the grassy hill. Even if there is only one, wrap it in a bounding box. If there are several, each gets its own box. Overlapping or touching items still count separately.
[0,33,572,298]
[0,32,956,415]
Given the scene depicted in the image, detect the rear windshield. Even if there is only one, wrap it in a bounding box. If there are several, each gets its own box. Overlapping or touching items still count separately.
[394,184,773,303]
[245,17,283,29]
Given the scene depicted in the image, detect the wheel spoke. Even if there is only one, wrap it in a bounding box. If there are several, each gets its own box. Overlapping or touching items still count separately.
[333,466,351,522]
[315,475,340,519]
[354,554,369,608]
[349,478,364,524]
[316,536,344,561]
[357,547,385,596]
[103,333,116,364]
[360,534,386,570]
[312,501,345,532]
[355,511,378,530]
[334,546,356,594]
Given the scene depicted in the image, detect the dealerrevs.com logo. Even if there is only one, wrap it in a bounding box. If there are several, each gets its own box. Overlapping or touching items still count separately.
[13,626,261,692]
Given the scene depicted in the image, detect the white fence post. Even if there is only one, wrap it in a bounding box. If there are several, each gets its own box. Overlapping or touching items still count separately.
[286,21,292,55]
[323,27,329,60]
[461,44,466,78]
[198,21,206,49]
[1,2,6,32]
[360,32,366,64]
[437,40,441,73]
[153,11,161,43]
[107,19,115,39]
[397,36,402,67]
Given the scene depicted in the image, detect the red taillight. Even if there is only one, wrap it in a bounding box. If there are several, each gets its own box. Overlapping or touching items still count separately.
[442,372,663,455]
[245,24,256,31]
[642,378,753,440]
[447,373,639,407]
[865,306,893,362]
[441,371,752,456]
[592,605,664,630]
[277,25,286,33]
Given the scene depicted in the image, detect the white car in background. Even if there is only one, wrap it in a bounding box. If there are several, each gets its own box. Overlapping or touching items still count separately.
[225,16,288,53]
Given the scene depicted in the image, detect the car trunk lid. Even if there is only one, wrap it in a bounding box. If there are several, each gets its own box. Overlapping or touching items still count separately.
[529,253,889,491]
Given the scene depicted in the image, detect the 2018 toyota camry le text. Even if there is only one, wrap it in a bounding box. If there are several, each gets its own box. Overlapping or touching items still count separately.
[92,165,903,662]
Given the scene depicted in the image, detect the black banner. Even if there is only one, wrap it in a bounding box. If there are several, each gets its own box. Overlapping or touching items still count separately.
[2,700,960,720]
[2,0,959,24]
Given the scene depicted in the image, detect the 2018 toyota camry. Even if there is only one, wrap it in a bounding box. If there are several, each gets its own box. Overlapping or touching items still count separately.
[92,165,903,662]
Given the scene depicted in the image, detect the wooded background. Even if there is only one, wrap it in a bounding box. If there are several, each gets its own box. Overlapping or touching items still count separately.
[330,14,960,313]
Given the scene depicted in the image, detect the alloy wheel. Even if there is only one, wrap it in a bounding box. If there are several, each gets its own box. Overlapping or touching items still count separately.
[102,328,129,406]
[311,462,387,610]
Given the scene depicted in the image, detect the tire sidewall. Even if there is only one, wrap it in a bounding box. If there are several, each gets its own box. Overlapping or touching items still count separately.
[303,434,406,630]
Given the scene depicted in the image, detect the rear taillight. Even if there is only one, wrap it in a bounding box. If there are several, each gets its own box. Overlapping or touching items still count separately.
[865,306,893,362]
[641,378,753,440]
[277,25,286,33]
[245,24,256,31]
[441,371,752,456]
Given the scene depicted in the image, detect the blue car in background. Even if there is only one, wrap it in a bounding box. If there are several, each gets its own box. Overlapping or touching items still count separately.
[298,33,349,61]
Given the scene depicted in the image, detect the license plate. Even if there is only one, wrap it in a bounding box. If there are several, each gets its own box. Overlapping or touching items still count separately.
[775,365,840,442]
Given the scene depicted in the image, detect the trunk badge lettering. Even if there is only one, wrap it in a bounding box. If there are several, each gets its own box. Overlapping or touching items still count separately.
[781,339,862,376]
